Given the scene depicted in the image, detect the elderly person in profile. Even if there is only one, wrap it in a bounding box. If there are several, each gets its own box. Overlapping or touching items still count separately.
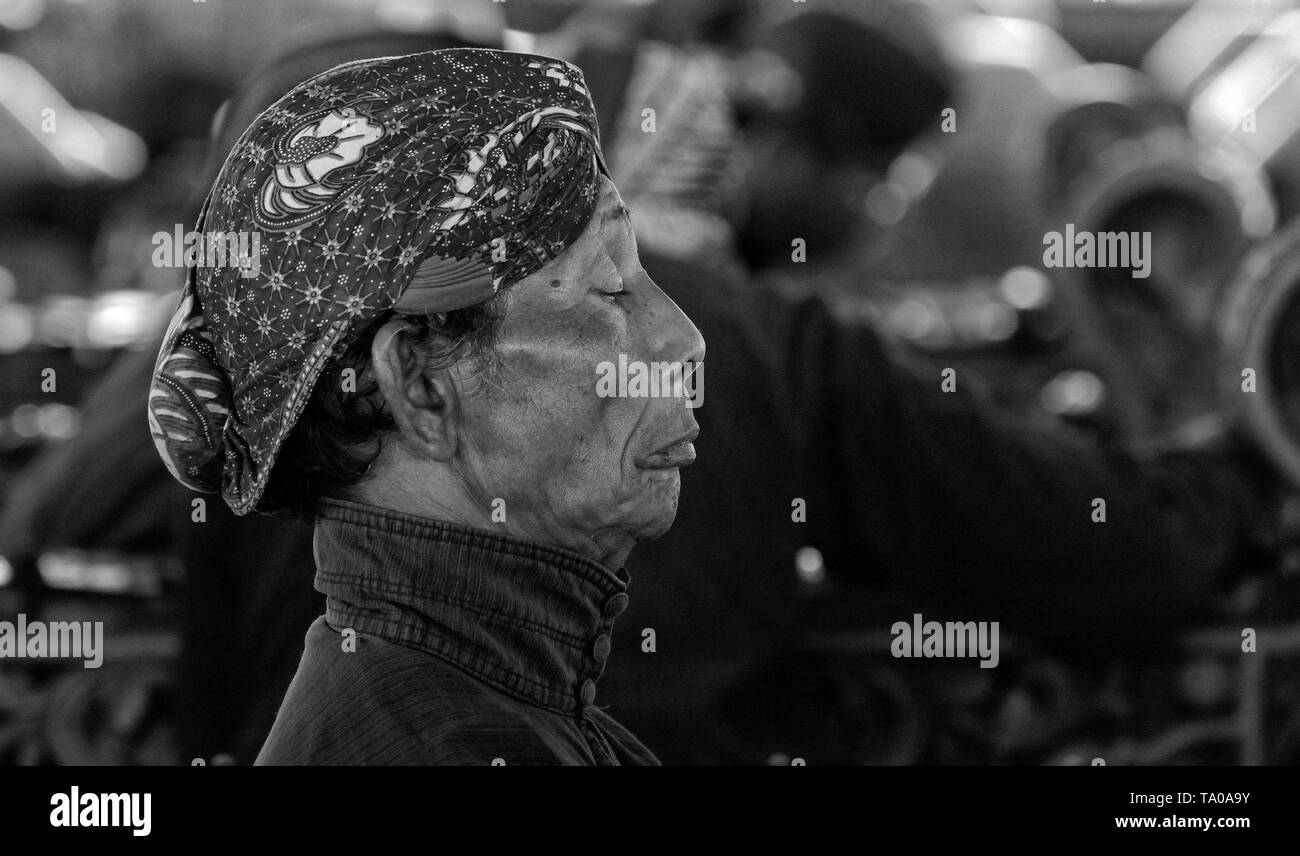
[147,49,703,765]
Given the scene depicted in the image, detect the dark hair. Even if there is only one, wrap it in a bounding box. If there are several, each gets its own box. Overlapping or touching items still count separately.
[261,297,503,516]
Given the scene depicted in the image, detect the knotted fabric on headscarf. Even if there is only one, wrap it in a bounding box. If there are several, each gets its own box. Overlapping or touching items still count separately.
[148,48,606,514]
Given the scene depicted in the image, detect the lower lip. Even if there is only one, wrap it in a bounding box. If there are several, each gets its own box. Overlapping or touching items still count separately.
[639,442,696,469]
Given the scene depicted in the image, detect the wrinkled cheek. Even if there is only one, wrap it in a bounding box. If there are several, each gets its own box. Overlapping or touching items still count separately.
[470,315,641,511]
[467,379,610,506]
[530,397,648,531]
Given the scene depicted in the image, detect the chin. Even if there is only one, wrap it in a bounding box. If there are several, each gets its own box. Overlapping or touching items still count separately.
[630,479,682,541]
[637,512,677,541]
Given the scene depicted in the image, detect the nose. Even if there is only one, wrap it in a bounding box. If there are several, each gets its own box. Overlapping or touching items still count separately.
[643,275,705,367]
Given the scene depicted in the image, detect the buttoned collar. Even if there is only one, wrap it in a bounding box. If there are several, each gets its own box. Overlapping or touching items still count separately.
[312,497,630,716]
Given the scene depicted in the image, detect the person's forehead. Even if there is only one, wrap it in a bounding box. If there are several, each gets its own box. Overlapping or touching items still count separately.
[507,184,633,308]
[505,178,634,297]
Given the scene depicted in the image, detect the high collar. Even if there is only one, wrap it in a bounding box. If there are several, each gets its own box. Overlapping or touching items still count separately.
[312,497,631,716]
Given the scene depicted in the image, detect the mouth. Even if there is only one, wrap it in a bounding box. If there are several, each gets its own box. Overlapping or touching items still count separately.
[636,427,700,470]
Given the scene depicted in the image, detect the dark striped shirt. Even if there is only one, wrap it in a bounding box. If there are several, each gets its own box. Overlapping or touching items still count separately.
[256,498,659,766]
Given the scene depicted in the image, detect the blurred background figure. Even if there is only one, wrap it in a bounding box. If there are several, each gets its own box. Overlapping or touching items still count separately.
[3,0,1300,765]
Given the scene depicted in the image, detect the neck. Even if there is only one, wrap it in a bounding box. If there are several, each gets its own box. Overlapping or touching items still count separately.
[350,444,635,570]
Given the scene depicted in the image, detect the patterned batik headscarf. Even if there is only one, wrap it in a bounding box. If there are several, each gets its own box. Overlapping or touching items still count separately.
[149,48,607,514]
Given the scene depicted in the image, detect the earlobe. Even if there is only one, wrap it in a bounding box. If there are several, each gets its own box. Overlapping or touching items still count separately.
[369,317,459,461]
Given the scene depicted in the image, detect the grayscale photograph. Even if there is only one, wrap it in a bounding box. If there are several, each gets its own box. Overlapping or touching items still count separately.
[0,0,1291,834]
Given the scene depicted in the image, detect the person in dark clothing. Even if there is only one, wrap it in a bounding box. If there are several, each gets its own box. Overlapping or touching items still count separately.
[148,48,704,764]
[603,253,1270,762]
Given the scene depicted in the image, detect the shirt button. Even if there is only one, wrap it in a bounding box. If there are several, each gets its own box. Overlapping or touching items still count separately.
[580,678,597,706]
[603,593,629,618]
[592,634,612,664]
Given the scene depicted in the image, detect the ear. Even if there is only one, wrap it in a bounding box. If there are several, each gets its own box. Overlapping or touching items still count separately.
[369,317,460,462]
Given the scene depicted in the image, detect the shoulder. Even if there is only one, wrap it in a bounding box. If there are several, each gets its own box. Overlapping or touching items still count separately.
[256,618,537,765]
